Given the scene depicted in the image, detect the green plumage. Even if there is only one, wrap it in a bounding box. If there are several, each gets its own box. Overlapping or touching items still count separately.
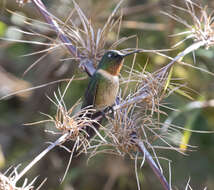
[82,50,138,110]
[82,71,100,108]
[82,70,119,110]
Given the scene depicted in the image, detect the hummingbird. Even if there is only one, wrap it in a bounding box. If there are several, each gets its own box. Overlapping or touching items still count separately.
[82,50,138,111]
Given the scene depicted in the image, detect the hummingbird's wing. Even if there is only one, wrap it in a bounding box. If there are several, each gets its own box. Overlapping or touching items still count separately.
[82,72,99,108]
[82,73,103,138]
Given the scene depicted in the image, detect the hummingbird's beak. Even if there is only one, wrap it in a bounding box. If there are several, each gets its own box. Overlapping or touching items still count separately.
[121,50,141,57]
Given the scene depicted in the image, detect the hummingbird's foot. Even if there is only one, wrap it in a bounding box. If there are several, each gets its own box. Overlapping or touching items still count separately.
[130,131,137,143]
[103,106,114,118]
[108,106,115,115]
[91,110,107,120]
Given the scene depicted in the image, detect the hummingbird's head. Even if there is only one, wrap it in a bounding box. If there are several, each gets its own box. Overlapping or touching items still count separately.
[97,50,138,76]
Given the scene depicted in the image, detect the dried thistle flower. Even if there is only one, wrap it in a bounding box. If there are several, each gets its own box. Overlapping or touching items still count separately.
[163,0,214,49]
[118,61,169,114]
[64,0,124,65]
[37,84,106,153]
[105,106,139,157]
[0,173,15,190]
[0,166,43,190]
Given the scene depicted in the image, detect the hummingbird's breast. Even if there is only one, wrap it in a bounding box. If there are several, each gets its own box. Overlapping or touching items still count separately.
[95,69,119,110]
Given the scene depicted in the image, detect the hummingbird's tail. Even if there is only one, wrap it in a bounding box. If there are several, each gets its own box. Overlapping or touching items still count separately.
[84,110,104,139]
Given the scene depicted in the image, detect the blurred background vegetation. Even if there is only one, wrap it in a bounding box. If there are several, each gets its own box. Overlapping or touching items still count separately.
[0,0,214,189]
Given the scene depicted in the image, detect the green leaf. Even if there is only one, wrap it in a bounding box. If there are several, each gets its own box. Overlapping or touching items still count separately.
[0,21,7,37]
[168,85,194,100]
[180,111,199,151]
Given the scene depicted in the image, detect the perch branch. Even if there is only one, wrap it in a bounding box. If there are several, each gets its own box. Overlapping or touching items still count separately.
[135,139,170,190]
[13,133,69,184]
[31,0,96,76]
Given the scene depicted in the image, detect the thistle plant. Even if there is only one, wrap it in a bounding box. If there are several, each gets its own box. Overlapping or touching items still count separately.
[1,0,214,190]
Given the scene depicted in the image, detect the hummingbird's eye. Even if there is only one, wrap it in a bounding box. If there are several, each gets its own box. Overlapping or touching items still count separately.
[108,52,118,58]
[108,52,113,58]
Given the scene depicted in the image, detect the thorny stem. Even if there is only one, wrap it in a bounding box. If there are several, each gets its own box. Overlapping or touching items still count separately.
[113,94,148,111]
[135,139,170,190]
[31,0,96,77]
[31,0,78,56]
[157,40,206,75]
[13,133,69,185]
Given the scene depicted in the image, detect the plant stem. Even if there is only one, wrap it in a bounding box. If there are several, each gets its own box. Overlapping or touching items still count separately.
[135,139,170,190]
[31,0,96,76]
[13,133,69,185]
